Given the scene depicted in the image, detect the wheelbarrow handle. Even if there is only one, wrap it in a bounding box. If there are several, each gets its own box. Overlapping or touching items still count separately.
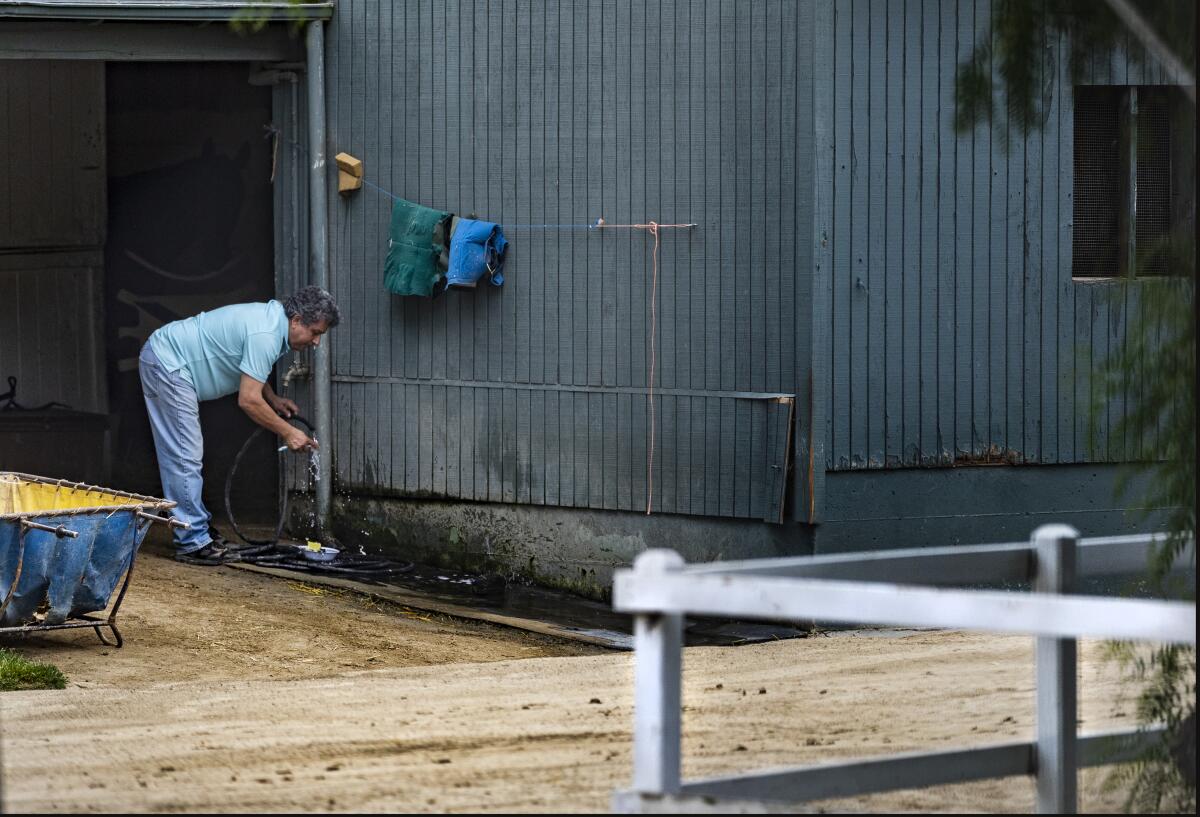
[136,511,190,529]
[20,519,79,538]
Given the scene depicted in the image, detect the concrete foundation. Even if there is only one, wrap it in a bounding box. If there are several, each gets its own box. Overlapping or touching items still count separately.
[288,493,815,601]
[817,463,1166,553]
[288,463,1166,600]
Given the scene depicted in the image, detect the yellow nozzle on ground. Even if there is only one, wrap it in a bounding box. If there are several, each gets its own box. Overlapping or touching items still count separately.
[306,539,322,552]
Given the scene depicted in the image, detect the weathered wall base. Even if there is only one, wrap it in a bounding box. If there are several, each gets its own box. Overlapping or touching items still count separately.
[288,494,815,601]
[818,463,1166,553]
[289,463,1165,600]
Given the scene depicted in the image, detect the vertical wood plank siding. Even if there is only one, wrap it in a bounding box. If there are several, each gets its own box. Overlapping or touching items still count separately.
[0,61,105,251]
[0,61,106,413]
[273,79,312,494]
[318,0,804,520]
[288,0,1162,517]
[0,253,107,413]
[814,0,1163,471]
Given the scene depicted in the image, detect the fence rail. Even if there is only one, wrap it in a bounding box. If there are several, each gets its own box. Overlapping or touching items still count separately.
[610,526,1196,814]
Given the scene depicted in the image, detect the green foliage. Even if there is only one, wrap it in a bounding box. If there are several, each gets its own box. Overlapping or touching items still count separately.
[956,3,1196,810]
[954,0,1196,141]
[1091,239,1196,592]
[230,0,315,35]
[0,648,66,692]
[1106,642,1197,813]
[1092,231,1196,813]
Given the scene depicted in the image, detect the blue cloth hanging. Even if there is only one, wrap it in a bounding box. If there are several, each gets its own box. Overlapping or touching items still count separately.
[446,218,508,288]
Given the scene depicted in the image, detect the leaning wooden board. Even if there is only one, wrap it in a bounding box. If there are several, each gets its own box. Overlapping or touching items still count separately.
[233,562,633,650]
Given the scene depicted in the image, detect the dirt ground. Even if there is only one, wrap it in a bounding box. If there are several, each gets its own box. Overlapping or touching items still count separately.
[1,547,1147,813]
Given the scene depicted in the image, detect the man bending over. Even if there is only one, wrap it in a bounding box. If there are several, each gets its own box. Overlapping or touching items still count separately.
[139,285,339,565]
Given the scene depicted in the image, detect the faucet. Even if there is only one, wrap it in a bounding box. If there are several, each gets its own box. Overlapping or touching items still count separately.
[281,357,311,390]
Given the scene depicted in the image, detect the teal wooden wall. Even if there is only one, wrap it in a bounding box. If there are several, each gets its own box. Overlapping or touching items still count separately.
[279,0,1184,525]
[305,0,812,521]
[813,0,1175,473]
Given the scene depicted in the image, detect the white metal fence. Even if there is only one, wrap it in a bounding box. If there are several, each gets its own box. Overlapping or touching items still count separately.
[610,525,1196,813]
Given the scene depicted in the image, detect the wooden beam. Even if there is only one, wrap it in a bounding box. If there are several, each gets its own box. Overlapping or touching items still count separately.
[0,20,305,61]
[614,565,1197,643]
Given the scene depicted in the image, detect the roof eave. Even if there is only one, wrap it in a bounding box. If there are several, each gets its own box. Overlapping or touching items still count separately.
[0,1,333,22]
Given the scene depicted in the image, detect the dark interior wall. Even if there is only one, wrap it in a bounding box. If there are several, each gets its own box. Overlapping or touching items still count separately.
[0,60,110,484]
[105,61,278,518]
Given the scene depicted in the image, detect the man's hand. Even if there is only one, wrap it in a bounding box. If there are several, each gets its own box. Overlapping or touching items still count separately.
[241,374,316,451]
[283,427,319,452]
[269,395,300,418]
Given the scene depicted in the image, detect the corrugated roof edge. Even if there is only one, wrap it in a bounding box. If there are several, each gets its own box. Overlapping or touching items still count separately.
[0,0,333,21]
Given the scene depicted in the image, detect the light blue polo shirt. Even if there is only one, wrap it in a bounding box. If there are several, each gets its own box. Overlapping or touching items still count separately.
[149,301,291,402]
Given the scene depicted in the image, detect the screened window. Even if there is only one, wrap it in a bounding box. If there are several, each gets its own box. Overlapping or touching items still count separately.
[1072,85,1195,278]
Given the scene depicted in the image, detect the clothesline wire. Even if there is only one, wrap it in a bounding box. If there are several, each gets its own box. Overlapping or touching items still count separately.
[266,124,693,515]
[265,125,696,232]
[360,176,401,201]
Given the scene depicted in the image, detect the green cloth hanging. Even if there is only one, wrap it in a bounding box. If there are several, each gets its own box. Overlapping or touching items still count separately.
[383,197,452,297]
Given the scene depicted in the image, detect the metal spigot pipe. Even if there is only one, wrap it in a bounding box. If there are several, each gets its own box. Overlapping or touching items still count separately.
[306,19,333,534]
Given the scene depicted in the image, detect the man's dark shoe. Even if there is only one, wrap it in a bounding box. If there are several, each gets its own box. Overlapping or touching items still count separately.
[174,542,239,566]
[208,525,234,548]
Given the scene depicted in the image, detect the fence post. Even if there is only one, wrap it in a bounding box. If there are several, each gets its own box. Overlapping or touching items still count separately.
[1033,524,1079,814]
[631,549,685,798]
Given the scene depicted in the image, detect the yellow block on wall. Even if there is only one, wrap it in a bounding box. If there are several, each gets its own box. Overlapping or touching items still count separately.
[335,152,363,195]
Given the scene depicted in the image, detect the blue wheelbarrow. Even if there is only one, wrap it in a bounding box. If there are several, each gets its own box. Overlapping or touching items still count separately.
[0,472,186,647]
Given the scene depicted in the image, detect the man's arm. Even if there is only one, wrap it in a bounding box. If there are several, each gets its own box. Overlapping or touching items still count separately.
[260,381,299,418]
[238,374,316,451]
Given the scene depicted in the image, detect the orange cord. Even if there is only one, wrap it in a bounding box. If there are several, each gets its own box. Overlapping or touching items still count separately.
[594,219,693,516]
[645,222,660,515]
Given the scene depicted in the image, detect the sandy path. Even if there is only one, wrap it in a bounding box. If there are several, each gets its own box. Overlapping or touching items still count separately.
[5,547,604,689]
[2,564,1145,816]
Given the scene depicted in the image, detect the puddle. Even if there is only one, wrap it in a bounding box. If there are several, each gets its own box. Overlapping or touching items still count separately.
[223,522,811,650]
[361,560,809,650]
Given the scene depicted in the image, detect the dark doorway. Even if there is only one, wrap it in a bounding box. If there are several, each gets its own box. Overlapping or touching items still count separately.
[104,62,278,523]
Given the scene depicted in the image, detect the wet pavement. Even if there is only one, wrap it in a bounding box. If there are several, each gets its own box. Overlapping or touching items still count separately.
[220,521,809,650]
[369,559,811,649]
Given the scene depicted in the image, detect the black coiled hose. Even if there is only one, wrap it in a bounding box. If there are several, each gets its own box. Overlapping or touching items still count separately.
[223,414,413,578]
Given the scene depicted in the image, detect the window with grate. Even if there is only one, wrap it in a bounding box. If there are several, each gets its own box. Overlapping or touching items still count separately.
[1072,87,1121,277]
[1136,88,1173,275]
[1072,85,1195,278]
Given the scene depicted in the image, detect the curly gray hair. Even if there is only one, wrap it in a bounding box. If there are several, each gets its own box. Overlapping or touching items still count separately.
[283,286,341,328]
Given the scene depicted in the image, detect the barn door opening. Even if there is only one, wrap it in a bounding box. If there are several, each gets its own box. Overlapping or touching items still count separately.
[105,61,278,522]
